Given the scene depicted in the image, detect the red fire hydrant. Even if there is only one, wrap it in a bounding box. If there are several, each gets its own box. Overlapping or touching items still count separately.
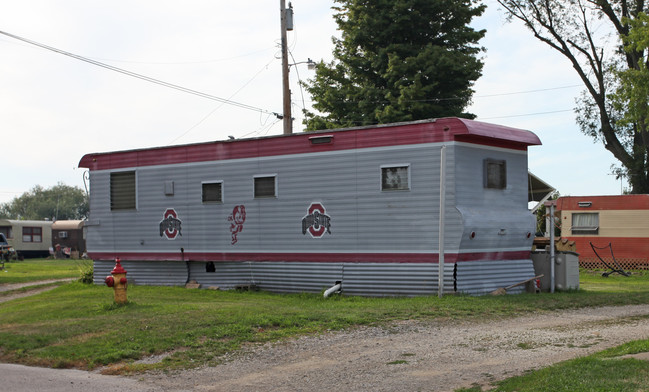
[104,258,128,304]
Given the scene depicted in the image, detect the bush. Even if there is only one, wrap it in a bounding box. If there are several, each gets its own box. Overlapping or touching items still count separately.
[77,260,94,284]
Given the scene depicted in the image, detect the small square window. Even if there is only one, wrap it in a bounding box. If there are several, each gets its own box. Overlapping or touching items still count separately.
[23,227,42,243]
[110,171,136,210]
[381,165,410,191]
[484,159,506,189]
[254,176,277,198]
[202,182,223,203]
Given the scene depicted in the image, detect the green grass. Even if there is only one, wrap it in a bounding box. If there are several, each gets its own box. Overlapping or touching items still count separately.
[2,265,649,379]
[0,258,81,284]
[458,356,649,392]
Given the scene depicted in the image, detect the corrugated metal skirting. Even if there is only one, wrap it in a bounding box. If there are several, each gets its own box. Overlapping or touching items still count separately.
[455,259,536,295]
[94,260,188,286]
[94,259,533,296]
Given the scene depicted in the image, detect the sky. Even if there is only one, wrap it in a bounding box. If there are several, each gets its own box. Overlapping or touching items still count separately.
[0,0,625,206]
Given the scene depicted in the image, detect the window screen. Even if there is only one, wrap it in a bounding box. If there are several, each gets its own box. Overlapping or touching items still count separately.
[484,159,506,189]
[571,213,599,235]
[202,182,223,203]
[381,166,410,191]
[110,171,136,210]
[254,176,276,198]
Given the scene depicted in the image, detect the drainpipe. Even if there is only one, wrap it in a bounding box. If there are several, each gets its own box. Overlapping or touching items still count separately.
[324,281,342,298]
[548,203,555,294]
[438,145,446,298]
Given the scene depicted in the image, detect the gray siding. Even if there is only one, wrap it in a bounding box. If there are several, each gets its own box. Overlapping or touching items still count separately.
[88,140,535,296]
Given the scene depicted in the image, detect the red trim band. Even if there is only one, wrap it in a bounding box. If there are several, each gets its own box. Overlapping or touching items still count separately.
[79,118,540,171]
[89,250,531,263]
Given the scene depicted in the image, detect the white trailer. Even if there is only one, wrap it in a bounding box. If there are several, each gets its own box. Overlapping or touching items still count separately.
[79,117,541,295]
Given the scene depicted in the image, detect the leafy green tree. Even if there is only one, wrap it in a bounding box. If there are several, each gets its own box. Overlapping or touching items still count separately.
[0,183,88,220]
[497,0,649,193]
[302,0,486,130]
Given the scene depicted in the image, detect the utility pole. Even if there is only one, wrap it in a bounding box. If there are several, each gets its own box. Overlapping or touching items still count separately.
[280,0,292,134]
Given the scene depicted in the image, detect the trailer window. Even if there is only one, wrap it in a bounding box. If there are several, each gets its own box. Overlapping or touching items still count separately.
[254,175,277,198]
[110,171,136,210]
[381,165,410,191]
[484,159,506,189]
[0,226,12,239]
[571,213,599,235]
[23,227,42,243]
[202,182,223,203]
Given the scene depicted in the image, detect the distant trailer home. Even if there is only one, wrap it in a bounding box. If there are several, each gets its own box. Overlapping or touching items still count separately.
[555,195,649,270]
[79,117,542,296]
[0,219,53,259]
[51,220,86,258]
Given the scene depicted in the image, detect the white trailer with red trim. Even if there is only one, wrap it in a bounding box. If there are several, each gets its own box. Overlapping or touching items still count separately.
[79,117,541,295]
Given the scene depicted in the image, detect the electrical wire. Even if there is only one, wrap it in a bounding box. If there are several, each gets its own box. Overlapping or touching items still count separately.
[168,56,277,145]
[0,29,275,116]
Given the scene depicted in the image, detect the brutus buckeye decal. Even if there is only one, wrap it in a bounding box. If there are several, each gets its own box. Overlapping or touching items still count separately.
[228,205,246,245]
[159,208,182,240]
[302,203,332,238]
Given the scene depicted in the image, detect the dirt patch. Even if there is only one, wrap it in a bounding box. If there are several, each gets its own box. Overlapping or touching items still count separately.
[0,279,75,303]
[135,304,649,392]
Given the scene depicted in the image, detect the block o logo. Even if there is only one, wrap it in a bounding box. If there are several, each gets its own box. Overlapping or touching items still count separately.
[301,203,332,238]
[159,208,182,240]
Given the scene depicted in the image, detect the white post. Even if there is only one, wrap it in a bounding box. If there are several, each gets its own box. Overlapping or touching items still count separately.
[549,202,555,293]
[438,145,446,298]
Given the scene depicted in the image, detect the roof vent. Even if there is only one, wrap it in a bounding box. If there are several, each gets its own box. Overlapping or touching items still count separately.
[309,135,334,145]
[578,201,592,208]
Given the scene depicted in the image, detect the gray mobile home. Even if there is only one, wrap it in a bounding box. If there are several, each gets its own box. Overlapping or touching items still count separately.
[79,117,541,295]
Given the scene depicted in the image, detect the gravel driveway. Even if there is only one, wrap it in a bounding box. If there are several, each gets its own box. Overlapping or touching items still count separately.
[136,303,649,391]
[2,302,649,391]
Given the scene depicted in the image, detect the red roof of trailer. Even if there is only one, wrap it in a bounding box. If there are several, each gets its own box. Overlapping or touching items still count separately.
[78,117,541,171]
[556,194,649,211]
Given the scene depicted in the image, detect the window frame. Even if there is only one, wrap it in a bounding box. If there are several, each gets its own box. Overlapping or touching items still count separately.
[253,174,278,199]
[22,226,42,243]
[571,212,599,235]
[483,159,507,189]
[201,181,224,203]
[380,164,411,192]
[110,170,137,211]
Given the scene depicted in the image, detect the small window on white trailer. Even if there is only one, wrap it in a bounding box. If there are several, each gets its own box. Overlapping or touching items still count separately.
[254,175,277,198]
[110,171,136,210]
[484,159,506,189]
[202,182,223,203]
[381,165,410,191]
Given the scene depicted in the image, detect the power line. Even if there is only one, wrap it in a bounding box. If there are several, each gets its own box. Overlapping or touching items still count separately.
[0,30,277,116]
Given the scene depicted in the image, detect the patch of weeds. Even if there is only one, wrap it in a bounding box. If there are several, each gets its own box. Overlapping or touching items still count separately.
[76,260,94,284]
[401,353,416,357]
[387,360,409,365]
[517,342,536,350]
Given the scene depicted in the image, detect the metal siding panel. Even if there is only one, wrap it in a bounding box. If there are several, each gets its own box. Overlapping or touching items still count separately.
[189,262,257,289]
[342,263,453,297]
[455,259,535,295]
[94,260,188,286]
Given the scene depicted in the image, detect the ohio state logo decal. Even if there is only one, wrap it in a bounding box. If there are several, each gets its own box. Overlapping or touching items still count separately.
[159,208,182,240]
[302,203,332,238]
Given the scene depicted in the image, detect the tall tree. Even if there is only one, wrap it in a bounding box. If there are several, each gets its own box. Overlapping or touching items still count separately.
[0,183,89,220]
[303,0,486,130]
[497,0,649,193]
